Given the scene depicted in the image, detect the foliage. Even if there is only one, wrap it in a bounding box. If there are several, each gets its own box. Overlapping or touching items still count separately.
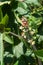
[0,0,43,65]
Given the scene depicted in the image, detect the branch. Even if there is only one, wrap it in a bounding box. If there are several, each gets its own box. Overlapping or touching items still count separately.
[28,34,42,65]
[5,32,21,39]
[32,45,42,65]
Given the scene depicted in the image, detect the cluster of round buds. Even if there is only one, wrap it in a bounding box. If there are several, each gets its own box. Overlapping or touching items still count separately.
[28,39,35,45]
[19,16,28,31]
[21,16,28,27]
[21,32,26,39]
[19,16,28,39]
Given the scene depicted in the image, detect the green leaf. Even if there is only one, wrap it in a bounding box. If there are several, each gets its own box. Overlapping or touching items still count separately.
[14,13,22,24]
[0,33,4,65]
[16,7,28,15]
[0,1,11,6]
[4,34,14,44]
[14,61,19,65]
[25,0,40,5]
[25,49,32,56]
[34,49,43,61]
[13,42,24,58]
[0,14,9,26]
[18,2,27,9]
[38,35,43,43]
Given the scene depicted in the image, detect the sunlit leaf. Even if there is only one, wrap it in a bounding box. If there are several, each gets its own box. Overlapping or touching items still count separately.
[0,33,4,65]
[25,49,32,56]
[0,1,11,6]
[13,42,24,58]
[38,35,43,43]
[25,0,40,5]
[16,7,28,15]
[0,14,9,26]
[4,34,14,44]
[18,2,27,9]
[14,61,19,65]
